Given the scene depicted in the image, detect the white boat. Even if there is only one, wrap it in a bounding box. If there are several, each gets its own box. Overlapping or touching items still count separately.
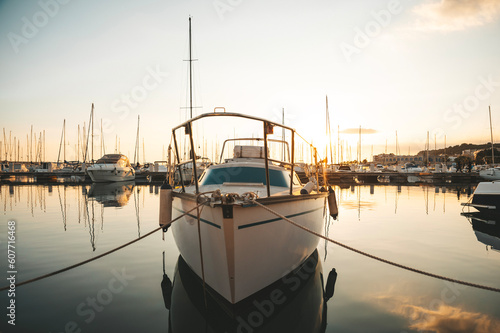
[479,167,500,181]
[86,154,135,182]
[399,162,423,173]
[462,181,500,214]
[479,106,499,180]
[163,112,332,304]
[173,157,211,185]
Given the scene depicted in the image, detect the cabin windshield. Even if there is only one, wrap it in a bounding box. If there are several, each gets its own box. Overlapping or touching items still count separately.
[200,166,290,187]
[96,154,130,167]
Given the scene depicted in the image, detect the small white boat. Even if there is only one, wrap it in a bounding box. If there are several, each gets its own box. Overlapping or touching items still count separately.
[86,154,135,182]
[462,181,500,214]
[162,112,333,304]
[173,157,211,184]
[479,167,500,181]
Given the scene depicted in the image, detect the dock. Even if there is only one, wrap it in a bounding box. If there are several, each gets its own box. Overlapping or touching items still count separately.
[0,170,482,186]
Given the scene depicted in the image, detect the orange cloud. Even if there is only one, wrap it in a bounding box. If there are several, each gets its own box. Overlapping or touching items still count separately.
[373,293,500,333]
[412,0,500,31]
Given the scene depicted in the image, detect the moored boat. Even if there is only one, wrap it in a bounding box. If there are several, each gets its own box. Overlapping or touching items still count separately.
[479,167,500,181]
[161,112,333,304]
[86,154,135,182]
[462,181,500,215]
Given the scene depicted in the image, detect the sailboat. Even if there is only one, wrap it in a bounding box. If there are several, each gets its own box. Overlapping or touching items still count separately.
[479,106,500,180]
[159,18,334,305]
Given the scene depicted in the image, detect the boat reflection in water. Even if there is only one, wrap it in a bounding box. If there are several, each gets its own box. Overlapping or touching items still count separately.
[161,250,337,333]
[462,211,500,252]
[87,181,135,207]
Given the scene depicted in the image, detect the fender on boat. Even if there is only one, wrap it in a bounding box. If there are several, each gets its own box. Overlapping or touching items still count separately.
[159,182,173,231]
[300,181,315,195]
[328,186,338,218]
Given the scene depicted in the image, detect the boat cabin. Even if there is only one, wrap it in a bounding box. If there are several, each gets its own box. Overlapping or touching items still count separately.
[95,154,132,168]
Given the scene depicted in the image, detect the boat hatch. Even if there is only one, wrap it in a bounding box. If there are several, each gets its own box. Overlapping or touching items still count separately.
[234,145,269,159]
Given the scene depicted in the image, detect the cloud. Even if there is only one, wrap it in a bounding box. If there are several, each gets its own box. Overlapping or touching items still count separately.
[412,0,500,32]
[340,128,378,134]
[373,293,500,333]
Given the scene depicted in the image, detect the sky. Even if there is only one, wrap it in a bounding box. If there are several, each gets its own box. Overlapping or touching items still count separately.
[1,0,500,163]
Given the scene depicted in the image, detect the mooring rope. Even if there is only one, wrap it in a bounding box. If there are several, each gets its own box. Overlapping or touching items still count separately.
[247,199,500,293]
[0,202,205,292]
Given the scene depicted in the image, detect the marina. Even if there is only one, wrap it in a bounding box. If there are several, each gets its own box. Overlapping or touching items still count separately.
[2,1,500,332]
[0,168,484,186]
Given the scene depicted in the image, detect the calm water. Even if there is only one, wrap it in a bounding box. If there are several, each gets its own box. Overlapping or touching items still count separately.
[1,183,499,333]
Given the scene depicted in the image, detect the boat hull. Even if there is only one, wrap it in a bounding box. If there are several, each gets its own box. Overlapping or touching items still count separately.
[171,193,327,304]
[479,168,500,181]
[471,181,500,213]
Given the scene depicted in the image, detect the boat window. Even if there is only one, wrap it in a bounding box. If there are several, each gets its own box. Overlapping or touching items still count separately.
[200,167,290,187]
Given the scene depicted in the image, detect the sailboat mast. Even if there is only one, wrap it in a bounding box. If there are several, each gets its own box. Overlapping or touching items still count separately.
[359,125,361,163]
[63,119,66,163]
[91,103,94,163]
[326,95,333,165]
[134,115,140,165]
[189,17,193,119]
[101,118,105,156]
[489,105,494,164]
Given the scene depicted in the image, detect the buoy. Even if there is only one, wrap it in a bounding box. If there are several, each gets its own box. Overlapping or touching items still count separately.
[327,186,338,218]
[324,268,338,301]
[159,181,173,231]
[300,181,315,194]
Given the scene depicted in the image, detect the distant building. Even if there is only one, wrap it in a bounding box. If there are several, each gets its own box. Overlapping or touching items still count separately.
[373,153,424,165]
[374,153,446,165]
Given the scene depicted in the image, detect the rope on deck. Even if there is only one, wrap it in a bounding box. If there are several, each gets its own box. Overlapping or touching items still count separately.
[247,199,500,294]
[0,202,205,292]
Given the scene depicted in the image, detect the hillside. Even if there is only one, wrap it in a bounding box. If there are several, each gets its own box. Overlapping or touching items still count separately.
[417,142,497,156]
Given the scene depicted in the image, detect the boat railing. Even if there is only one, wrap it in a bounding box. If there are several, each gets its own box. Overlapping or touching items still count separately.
[171,112,324,197]
[218,138,290,164]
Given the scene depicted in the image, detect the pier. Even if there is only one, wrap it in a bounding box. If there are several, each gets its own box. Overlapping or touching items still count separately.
[0,170,482,186]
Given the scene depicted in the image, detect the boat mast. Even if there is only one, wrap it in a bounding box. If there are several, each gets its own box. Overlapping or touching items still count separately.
[326,95,333,165]
[57,119,65,164]
[189,16,193,119]
[91,103,94,163]
[489,105,494,165]
[100,118,105,156]
[134,115,140,165]
[63,119,66,163]
[359,125,361,163]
